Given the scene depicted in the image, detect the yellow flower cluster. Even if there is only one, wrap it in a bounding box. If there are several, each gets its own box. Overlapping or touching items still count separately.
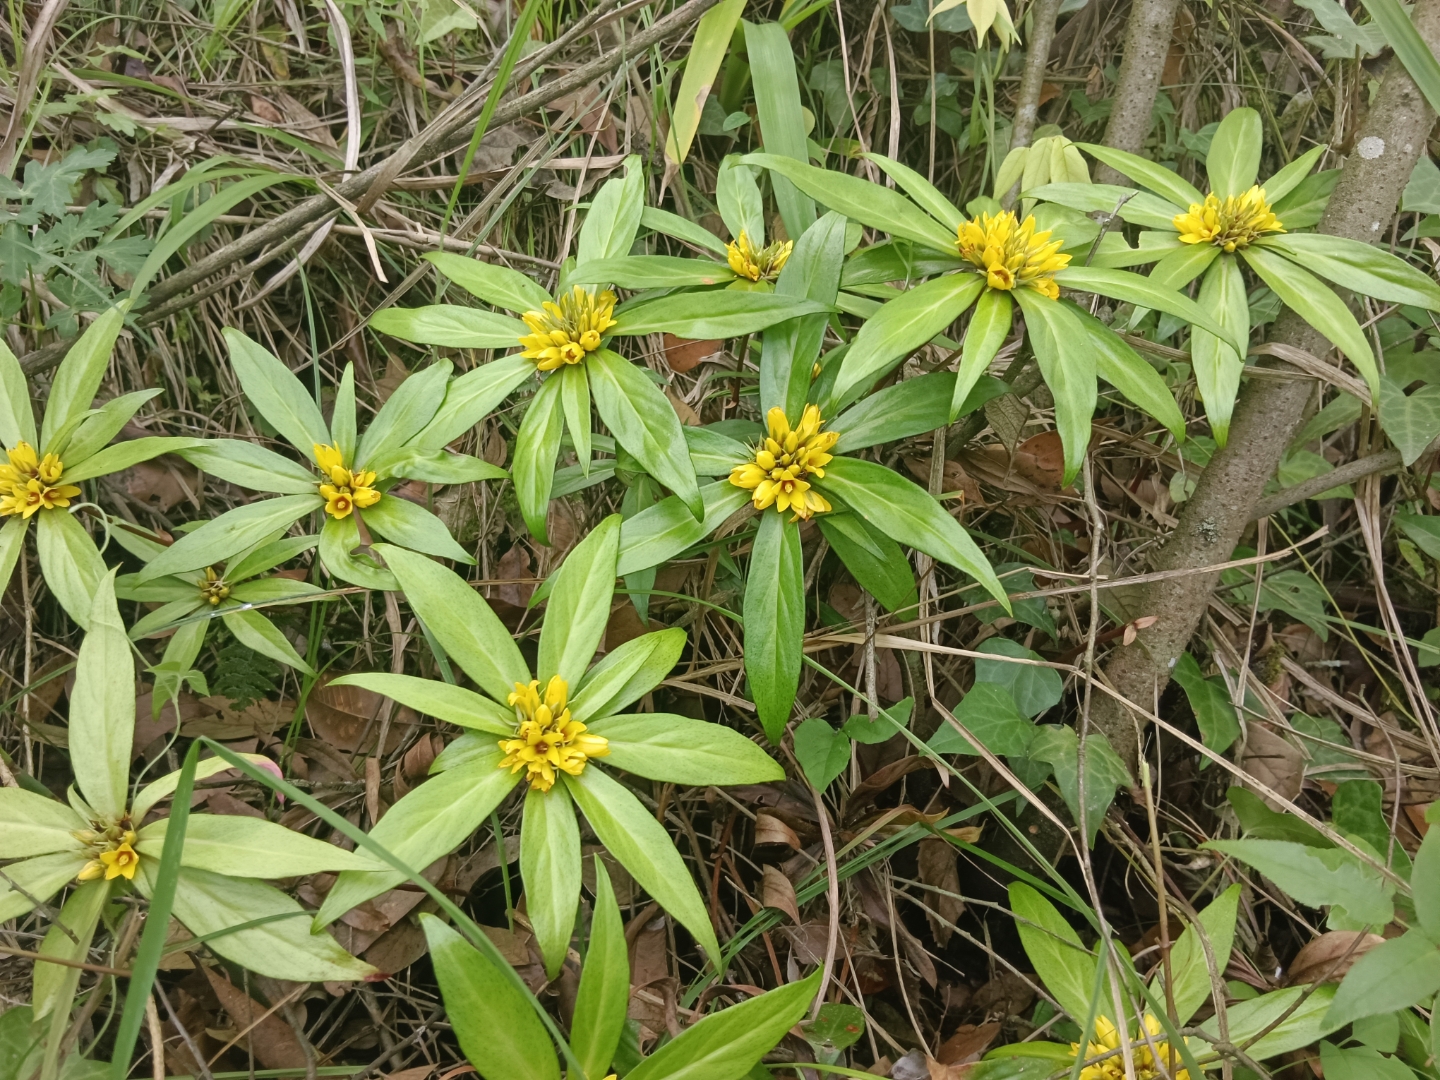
[314,443,381,520]
[498,676,609,792]
[1174,186,1284,251]
[1070,1015,1195,1080]
[957,211,1070,299]
[518,287,617,371]
[0,442,81,519]
[75,824,141,882]
[729,405,838,521]
[198,566,232,605]
[725,231,794,282]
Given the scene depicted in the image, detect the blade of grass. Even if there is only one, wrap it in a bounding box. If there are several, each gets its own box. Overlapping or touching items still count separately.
[440,0,547,241]
[109,740,200,1080]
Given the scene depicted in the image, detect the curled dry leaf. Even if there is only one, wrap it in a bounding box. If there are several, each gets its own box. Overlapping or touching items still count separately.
[918,838,964,946]
[761,865,801,923]
[202,969,307,1070]
[1241,720,1305,810]
[662,335,723,373]
[754,811,803,850]
[1285,930,1385,985]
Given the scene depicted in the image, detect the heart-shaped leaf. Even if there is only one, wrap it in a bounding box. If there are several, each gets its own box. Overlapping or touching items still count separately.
[1379,375,1440,465]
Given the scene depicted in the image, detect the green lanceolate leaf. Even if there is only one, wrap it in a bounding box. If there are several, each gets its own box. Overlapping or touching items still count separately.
[1009,882,1097,1022]
[220,608,315,674]
[1076,143,1205,209]
[1206,108,1263,198]
[137,814,381,877]
[571,859,629,1080]
[570,627,687,722]
[615,482,751,577]
[1260,233,1440,311]
[718,156,766,243]
[565,766,722,968]
[833,275,984,408]
[1014,290,1095,485]
[624,972,820,1080]
[1171,653,1242,756]
[559,361,591,474]
[224,329,331,455]
[0,788,86,858]
[760,212,847,419]
[1026,182,1183,231]
[513,373,567,543]
[643,206,729,256]
[41,304,125,449]
[587,349,703,517]
[1190,254,1250,445]
[815,456,1008,609]
[161,866,376,982]
[383,546,529,700]
[954,287,1013,421]
[664,0,747,165]
[138,495,322,581]
[34,509,106,629]
[377,449,508,486]
[613,291,829,340]
[0,337,37,447]
[570,256,736,289]
[817,513,918,613]
[362,496,474,563]
[329,673,515,733]
[319,751,518,924]
[59,387,161,463]
[742,153,959,253]
[320,515,396,590]
[743,21,816,241]
[522,782,582,978]
[1156,884,1241,1025]
[588,714,783,785]
[410,355,535,452]
[539,515,620,686]
[1241,245,1379,402]
[421,914,561,1080]
[744,511,804,742]
[1055,265,1246,357]
[371,305,530,349]
[1356,0,1440,116]
[0,518,24,610]
[178,440,319,495]
[1263,144,1327,203]
[1067,305,1185,440]
[865,152,965,230]
[357,360,452,466]
[832,371,1005,453]
[62,436,199,486]
[0,852,87,923]
[578,155,645,266]
[427,251,552,312]
[332,363,357,463]
[1028,725,1131,845]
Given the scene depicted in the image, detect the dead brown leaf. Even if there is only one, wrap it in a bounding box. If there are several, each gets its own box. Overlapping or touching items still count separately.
[935,1022,1000,1065]
[918,838,963,946]
[905,456,982,507]
[761,865,800,923]
[202,969,306,1069]
[1012,431,1066,491]
[1242,721,1305,810]
[1285,931,1384,985]
[754,812,802,850]
[307,678,411,753]
[662,335,722,372]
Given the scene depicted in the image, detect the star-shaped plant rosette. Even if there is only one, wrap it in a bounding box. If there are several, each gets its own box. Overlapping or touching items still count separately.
[740,151,1254,480]
[1030,107,1440,442]
[592,213,1011,738]
[0,573,382,1024]
[367,159,831,544]
[114,524,322,704]
[309,515,783,976]
[563,156,796,294]
[137,328,507,590]
[0,306,198,627]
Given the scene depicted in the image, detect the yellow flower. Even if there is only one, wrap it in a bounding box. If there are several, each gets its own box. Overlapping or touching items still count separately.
[0,442,82,518]
[498,676,609,792]
[1173,186,1283,252]
[198,567,232,606]
[312,444,381,519]
[518,287,618,371]
[1068,1015,1194,1080]
[729,405,838,521]
[726,231,794,282]
[77,828,141,882]
[956,211,1070,299]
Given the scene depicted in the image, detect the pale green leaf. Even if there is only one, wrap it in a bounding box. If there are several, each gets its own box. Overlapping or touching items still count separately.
[0,789,87,859]
[137,814,384,877]
[34,509,106,629]
[426,251,552,312]
[539,515,620,687]
[521,783,582,978]
[41,305,125,450]
[1206,108,1263,198]
[224,328,330,455]
[328,673,514,733]
[588,714,784,785]
[571,628,687,723]
[370,305,529,349]
[137,496,321,582]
